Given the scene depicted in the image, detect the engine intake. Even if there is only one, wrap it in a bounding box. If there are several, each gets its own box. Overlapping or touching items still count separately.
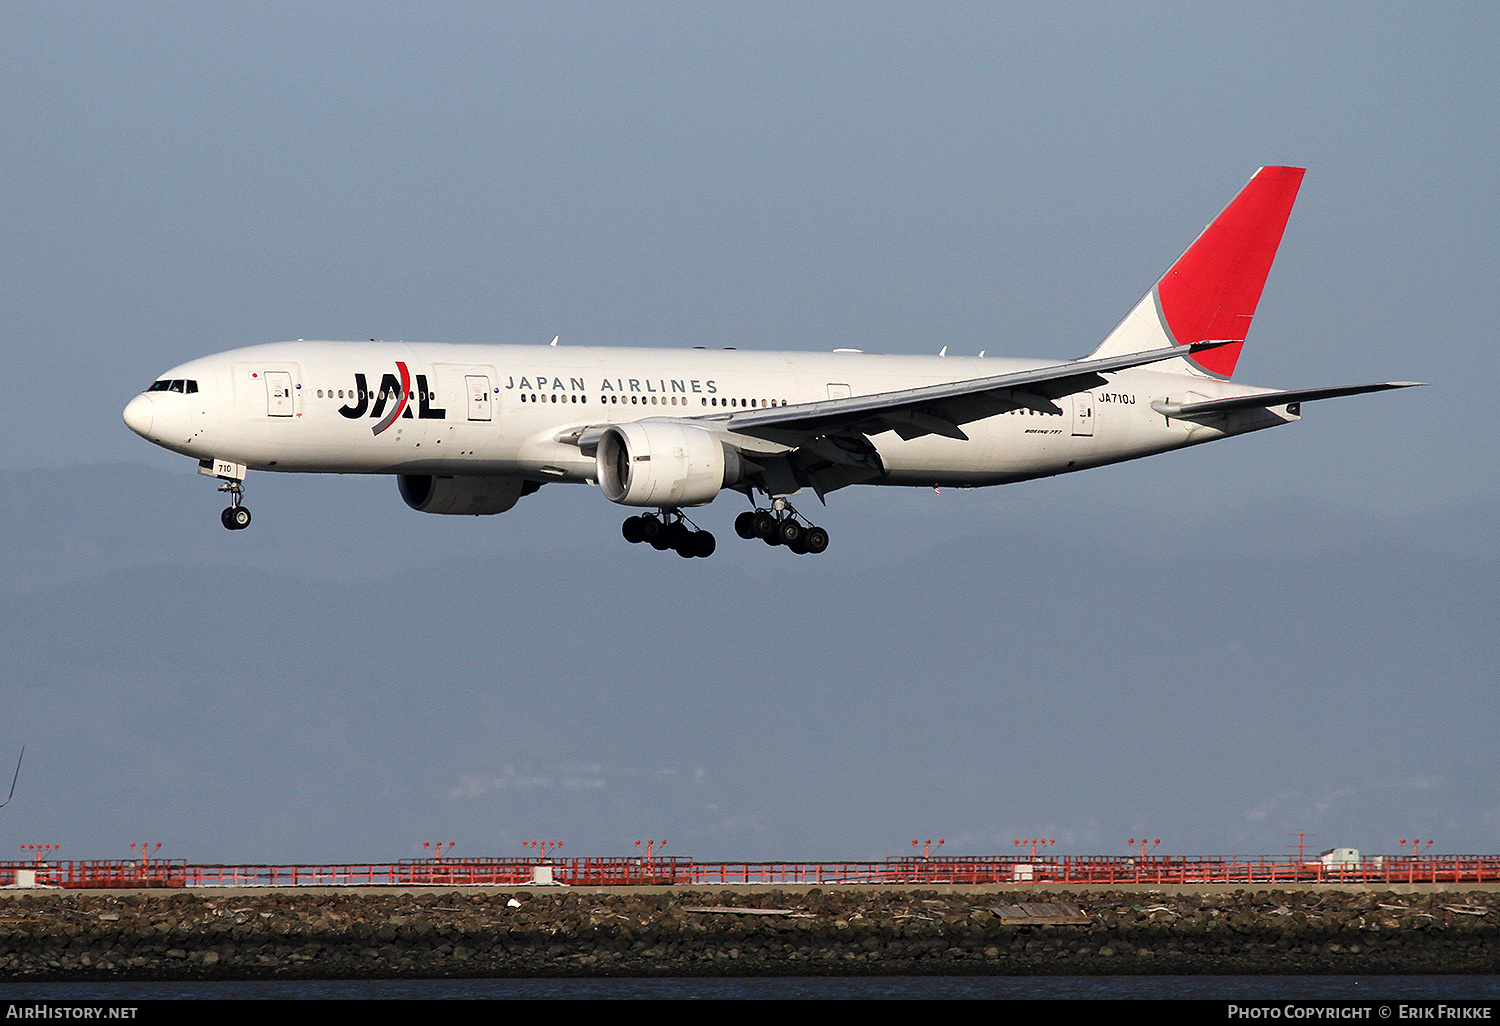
[596,421,743,507]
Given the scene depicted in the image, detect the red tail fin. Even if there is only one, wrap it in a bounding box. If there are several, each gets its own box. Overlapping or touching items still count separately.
[1087,167,1305,379]
[1158,166,1304,376]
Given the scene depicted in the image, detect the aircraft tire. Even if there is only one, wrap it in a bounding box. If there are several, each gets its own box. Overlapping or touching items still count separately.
[751,511,778,539]
[778,520,803,547]
[622,516,646,543]
[803,526,830,554]
[654,522,685,551]
[734,511,757,539]
[223,506,251,530]
[693,531,717,558]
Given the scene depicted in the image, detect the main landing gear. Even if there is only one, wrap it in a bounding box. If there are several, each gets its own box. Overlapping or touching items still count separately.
[218,480,251,531]
[621,497,828,558]
[621,510,716,558]
[733,498,830,555]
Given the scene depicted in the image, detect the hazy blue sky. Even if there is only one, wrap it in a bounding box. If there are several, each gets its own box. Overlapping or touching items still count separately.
[1,3,1495,866]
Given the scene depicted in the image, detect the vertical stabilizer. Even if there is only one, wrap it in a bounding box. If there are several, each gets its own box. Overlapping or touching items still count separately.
[1087,166,1305,378]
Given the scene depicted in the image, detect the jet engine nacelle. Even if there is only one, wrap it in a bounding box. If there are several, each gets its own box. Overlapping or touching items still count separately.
[596,420,744,507]
[398,474,526,515]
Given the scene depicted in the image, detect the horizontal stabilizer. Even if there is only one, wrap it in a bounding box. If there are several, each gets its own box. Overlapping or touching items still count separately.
[1151,381,1424,419]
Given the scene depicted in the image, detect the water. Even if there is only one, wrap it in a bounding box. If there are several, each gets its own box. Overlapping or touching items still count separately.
[3,976,1499,1000]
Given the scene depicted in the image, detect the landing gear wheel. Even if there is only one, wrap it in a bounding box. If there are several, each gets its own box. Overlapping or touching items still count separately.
[622,516,646,543]
[778,519,804,547]
[734,511,758,540]
[652,520,682,551]
[752,511,779,540]
[803,525,830,554]
[691,531,716,558]
[639,514,665,545]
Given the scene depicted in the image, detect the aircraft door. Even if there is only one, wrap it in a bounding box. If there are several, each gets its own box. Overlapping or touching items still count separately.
[465,375,492,421]
[1072,391,1095,437]
[265,371,294,417]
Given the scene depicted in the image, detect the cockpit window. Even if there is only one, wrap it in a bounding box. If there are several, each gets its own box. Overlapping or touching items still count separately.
[147,379,198,393]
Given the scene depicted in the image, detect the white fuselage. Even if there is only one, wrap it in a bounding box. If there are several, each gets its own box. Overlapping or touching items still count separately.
[124,339,1294,494]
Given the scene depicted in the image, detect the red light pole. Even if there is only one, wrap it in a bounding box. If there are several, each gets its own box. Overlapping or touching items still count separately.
[911,839,945,860]
[1013,838,1056,859]
[635,840,666,872]
[1127,838,1160,881]
[1399,839,1433,884]
[422,841,455,861]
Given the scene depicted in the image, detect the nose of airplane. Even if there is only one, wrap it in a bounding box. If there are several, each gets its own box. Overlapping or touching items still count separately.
[123,394,154,438]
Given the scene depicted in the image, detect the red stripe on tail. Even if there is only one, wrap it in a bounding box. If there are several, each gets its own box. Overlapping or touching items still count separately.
[1157,166,1304,377]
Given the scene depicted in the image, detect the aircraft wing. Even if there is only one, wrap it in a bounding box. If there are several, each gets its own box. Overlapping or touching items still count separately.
[720,340,1232,447]
[1150,381,1425,419]
[561,340,1235,499]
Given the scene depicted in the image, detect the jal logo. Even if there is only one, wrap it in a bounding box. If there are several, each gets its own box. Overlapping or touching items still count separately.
[337,362,447,434]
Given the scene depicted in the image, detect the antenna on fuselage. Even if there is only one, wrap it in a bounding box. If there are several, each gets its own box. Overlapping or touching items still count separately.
[0,747,23,809]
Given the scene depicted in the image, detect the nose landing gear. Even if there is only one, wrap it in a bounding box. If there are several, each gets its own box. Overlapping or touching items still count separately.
[622,509,716,558]
[218,480,251,531]
[733,498,829,555]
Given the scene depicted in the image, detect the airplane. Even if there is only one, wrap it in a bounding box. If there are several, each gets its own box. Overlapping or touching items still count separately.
[123,166,1419,557]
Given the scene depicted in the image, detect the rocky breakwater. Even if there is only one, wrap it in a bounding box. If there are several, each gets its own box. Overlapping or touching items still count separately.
[0,887,1496,979]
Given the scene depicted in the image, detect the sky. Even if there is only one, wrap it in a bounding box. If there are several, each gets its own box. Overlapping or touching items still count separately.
[0,2,1496,867]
